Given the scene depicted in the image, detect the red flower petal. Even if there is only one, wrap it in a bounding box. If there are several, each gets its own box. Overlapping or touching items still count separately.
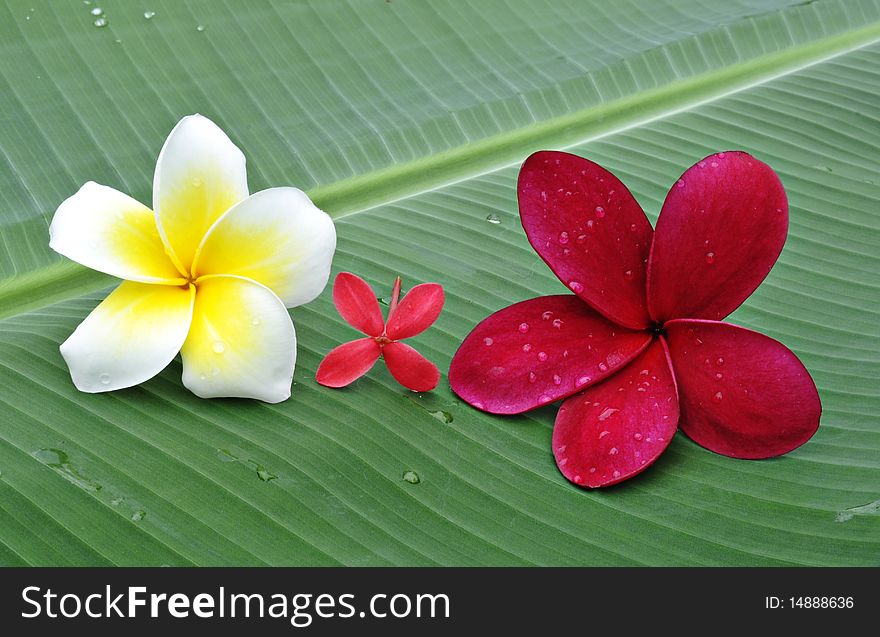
[552,338,679,488]
[386,282,444,340]
[449,295,652,414]
[665,319,820,459]
[332,272,385,337]
[316,338,381,388]
[383,341,440,392]
[647,152,788,322]
[518,151,654,329]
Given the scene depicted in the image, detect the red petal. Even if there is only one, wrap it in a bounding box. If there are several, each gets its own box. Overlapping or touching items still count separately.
[665,319,820,458]
[386,283,444,340]
[552,338,679,488]
[647,152,788,322]
[316,338,381,388]
[518,151,653,329]
[333,272,385,337]
[383,342,440,392]
[449,295,652,414]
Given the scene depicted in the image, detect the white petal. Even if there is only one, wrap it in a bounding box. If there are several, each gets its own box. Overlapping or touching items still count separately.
[60,282,195,392]
[153,114,248,273]
[181,275,296,403]
[49,182,184,283]
[193,187,336,308]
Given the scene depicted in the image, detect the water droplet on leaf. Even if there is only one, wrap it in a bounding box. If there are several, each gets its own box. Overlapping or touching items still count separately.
[90,7,103,16]
[144,10,156,19]
[485,213,501,224]
[93,17,107,27]
[212,341,225,354]
[131,510,146,521]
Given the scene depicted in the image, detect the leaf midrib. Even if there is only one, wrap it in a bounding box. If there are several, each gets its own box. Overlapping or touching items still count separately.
[1,19,879,322]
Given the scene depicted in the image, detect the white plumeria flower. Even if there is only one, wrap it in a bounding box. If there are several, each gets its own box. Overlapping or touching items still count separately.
[49,114,336,403]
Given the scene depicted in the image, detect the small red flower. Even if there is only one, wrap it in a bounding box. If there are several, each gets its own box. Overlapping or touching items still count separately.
[449,150,821,488]
[317,273,444,392]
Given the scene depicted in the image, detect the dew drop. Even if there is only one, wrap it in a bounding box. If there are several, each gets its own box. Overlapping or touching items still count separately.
[711,161,719,168]
[483,337,493,346]
[598,362,608,372]
[594,205,605,218]
[251,317,261,326]
[196,24,206,32]
[552,318,563,329]
[537,351,548,362]
[199,373,207,381]
[90,7,103,16]
[717,151,726,158]
[569,281,584,293]
[553,374,562,386]
[612,470,621,478]
[191,177,203,188]
[586,219,594,230]
[705,251,715,264]
[93,17,107,27]
[212,341,225,354]
[676,179,685,188]
[630,223,637,232]
[716,357,724,366]
[538,394,552,404]
[634,432,643,441]
[576,375,591,387]
[528,372,537,383]
[558,231,569,244]
[637,387,646,392]
[562,248,570,256]
[576,233,587,244]
[558,458,568,466]
[489,366,505,377]
[402,470,420,484]
[589,467,597,474]
[712,391,723,403]
[541,311,553,321]
[598,430,610,439]
[540,191,548,202]
[485,212,501,224]
[609,447,619,455]
[522,343,532,352]
[518,322,529,334]
[131,510,146,522]
[143,10,156,19]
[99,373,111,386]
[598,407,618,421]
[714,372,723,381]
[623,269,633,280]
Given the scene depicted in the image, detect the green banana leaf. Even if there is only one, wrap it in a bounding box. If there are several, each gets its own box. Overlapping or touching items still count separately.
[0,0,877,565]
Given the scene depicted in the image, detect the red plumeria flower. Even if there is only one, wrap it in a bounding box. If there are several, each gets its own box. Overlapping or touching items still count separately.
[450,150,821,488]
[317,273,444,392]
